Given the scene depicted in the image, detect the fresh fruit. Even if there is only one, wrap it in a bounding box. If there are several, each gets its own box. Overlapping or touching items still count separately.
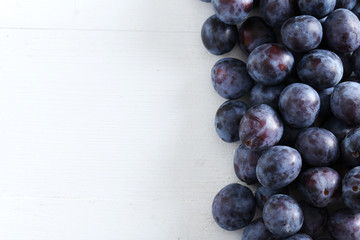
[294,127,339,166]
[263,194,304,237]
[283,234,312,240]
[233,144,261,184]
[335,0,357,10]
[201,15,237,55]
[297,49,343,91]
[342,166,360,210]
[330,81,360,126]
[215,100,248,142]
[242,218,276,240]
[299,201,328,238]
[278,83,320,128]
[281,15,323,53]
[247,43,294,86]
[341,127,360,166]
[259,0,297,28]
[238,16,276,55]
[299,167,341,207]
[328,208,360,240]
[211,58,253,99]
[212,183,256,230]
[199,2,360,238]
[324,9,360,53]
[297,0,336,19]
[213,0,253,25]
[256,145,302,189]
[239,104,283,151]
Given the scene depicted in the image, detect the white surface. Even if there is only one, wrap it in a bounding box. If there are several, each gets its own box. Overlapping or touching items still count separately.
[0,1,254,239]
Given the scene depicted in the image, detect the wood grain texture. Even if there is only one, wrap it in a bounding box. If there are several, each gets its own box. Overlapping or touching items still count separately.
[0,1,254,239]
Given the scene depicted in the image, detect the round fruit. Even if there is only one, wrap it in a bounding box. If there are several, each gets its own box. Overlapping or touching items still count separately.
[212,183,256,230]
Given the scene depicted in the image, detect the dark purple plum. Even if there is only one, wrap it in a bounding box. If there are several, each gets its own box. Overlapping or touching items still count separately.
[324,9,360,53]
[242,218,277,240]
[297,0,336,19]
[238,16,276,55]
[211,58,253,99]
[201,15,237,55]
[279,83,320,128]
[294,127,339,166]
[342,166,360,209]
[284,234,313,240]
[256,145,302,189]
[278,123,302,147]
[200,0,211,2]
[335,0,356,10]
[259,0,297,28]
[299,167,341,207]
[297,49,343,90]
[249,83,285,109]
[318,87,334,119]
[341,127,360,166]
[299,201,328,238]
[330,81,360,126]
[233,145,261,184]
[263,194,304,237]
[239,104,283,151]
[247,43,294,86]
[215,100,248,143]
[322,116,353,142]
[255,185,289,210]
[328,208,360,240]
[352,46,360,78]
[315,238,332,240]
[281,15,323,53]
[339,52,353,79]
[212,183,256,230]
[213,0,253,25]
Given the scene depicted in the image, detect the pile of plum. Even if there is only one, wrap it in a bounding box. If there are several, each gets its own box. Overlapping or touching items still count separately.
[200,0,360,239]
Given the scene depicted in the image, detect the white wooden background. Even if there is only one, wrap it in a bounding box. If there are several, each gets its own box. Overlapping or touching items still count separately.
[0,1,254,239]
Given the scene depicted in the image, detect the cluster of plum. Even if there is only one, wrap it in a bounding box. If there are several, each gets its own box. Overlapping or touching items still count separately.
[200,0,360,239]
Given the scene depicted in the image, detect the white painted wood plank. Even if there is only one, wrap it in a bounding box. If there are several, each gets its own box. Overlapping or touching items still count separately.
[0,0,214,32]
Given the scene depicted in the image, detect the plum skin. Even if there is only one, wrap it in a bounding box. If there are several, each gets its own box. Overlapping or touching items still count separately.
[212,183,256,231]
